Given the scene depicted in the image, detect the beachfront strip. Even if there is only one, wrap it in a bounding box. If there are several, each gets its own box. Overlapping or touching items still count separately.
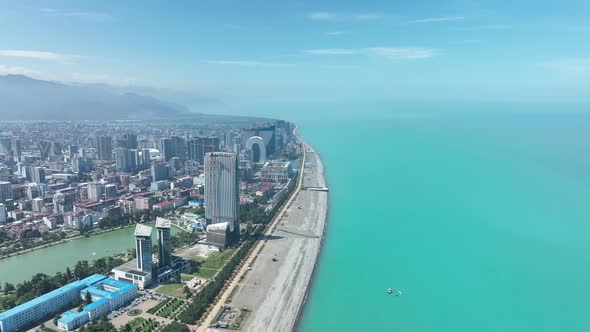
[0,274,137,332]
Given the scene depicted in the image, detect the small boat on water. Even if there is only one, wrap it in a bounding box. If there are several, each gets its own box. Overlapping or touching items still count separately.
[387,288,392,294]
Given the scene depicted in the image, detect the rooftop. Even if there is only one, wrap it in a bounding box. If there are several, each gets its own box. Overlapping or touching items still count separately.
[0,274,107,320]
[156,217,171,228]
[207,222,229,232]
[112,259,150,276]
[134,223,152,237]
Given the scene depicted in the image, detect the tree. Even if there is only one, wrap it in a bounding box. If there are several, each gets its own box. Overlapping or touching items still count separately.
[4,282,14,294]
[85,291,92,305]
[65,267,73,281]
[183,285,192,299]
[53,314,61,325]
[160,322,190,332]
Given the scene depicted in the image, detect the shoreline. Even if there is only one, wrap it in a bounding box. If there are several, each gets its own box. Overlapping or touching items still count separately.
[210,132,328,332]
[0,223,137,261]
[292,143,329,332]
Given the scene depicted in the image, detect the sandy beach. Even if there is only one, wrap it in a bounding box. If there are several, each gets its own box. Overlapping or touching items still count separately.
[202,141,328,332]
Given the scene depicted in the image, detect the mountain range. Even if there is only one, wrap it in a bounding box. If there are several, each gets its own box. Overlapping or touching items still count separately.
[0,75,224,120]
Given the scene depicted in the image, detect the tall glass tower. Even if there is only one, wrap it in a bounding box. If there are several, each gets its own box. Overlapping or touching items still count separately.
[134,224,153,273]
[204,152,240,245]
[156,217,172,267]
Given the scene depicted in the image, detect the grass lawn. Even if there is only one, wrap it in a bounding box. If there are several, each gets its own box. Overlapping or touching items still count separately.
[193,268,217,279]
[192,248,235,280]
[199,249,235,270]
[156,283,187,299]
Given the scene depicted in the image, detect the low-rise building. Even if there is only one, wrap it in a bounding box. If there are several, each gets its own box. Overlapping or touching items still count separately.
[0,274,136,332]
[260,161,291,182]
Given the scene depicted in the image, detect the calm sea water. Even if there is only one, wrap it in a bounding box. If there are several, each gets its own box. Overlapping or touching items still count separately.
[250,103,590,332]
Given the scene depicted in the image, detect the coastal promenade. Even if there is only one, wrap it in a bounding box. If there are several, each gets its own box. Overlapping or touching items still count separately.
[201,140,328,332]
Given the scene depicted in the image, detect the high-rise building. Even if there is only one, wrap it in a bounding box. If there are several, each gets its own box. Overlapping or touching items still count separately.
[0,203,6,223]
[134,224,153,273]
[32,197,44,212]
[37,140,62,160]
[0,181,13,204]
[53,192,68,213]
[151,163,168,182]
[11,138,22,158]
[140,149,151,170]
[188,137,220,163]
[156,217,172,267]
[68,145,79,157]
[88,182,103,201]
[104,184,118,198]
[71,157,93,173]
[115,147,131,173]
[204,152,239,246]
[129,149,139,171]
[125,133,138,150]
[32,167,46,183]
[0,137,11,155]
[96,136,113,160]
[160,136,185,161]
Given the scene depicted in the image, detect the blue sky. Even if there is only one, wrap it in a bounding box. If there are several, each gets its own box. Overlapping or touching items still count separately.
[0,0,589,104]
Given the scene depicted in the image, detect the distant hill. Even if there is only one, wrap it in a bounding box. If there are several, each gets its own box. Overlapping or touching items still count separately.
[0,75,220,120]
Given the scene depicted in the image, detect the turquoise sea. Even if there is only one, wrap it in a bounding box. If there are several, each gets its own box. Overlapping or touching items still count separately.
[246,102,590,332]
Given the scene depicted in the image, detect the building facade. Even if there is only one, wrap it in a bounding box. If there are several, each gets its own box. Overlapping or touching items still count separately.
[204,152,239,246]
[96,136,113,161]
[156,217,172,267]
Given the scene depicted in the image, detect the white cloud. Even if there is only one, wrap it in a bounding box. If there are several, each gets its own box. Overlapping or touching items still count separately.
[0,65,40,76]
[456,24,512,31]
[325,31,346,36]
[307,12,338,20]
[537,59,590,73]
[304,47,439,59]
[204,60,294,67]
[40,8,111,20]
[408,16,464,23]
[304,49,359,55]
[0,50,79,62]
[365,47,439,59]
[307,12,383,21]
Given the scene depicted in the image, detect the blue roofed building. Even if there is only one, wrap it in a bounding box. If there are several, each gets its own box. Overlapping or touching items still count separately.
[0,274,137,332]
[58,276,137,331]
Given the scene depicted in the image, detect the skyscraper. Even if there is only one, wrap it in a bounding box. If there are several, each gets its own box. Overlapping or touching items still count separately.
[151,163,168,182]
[160,136,185,161]
[0,181,13,204]
[68,145,79,157]
[96,136,113,160]
[115,147,131,173]
[134,224,153,273]
[0,137,11,155]
[125,133,138,150]
[32,167,46,183]
[204,152,239,246]
[156,217,172,267]
[140,149,151,170]
[11,139,22,158]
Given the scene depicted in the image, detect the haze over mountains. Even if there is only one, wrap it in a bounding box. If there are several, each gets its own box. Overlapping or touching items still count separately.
[0,75,224,120]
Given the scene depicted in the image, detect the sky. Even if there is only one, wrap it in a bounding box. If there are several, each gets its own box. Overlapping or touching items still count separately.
[0,0,589,105]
